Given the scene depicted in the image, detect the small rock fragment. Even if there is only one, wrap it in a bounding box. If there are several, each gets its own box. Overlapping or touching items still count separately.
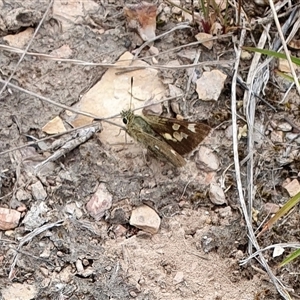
[76,258,94,277]
[64,203,83,219]
[201,235,216,253]
[80,267,94,277]
[22,202,50,231]
[273,245,285,257]
[195,32,213,49]
[171,101,181,115]
[40,267,49,277]
[16,189,31,201]
[129,205,161,234]
[0,207,21,230]
[82,259,89,266]
[177,49,197,63]
[58,265,73,283]
[210,22,222,35]
[113,224,127,238]
[31,181,47,201]
[59,170,73,182]
[52,0,100,32]
[124,2,157,41]
[136,230,152,239]
[170,0,182,14]
[213,0,227,10]
[168,84,183,98]
[76,259,84,273]
[3,27,34,48]
[196,146,219,171]
[209,183,227,205]
[42,116,66,134]
[173,271,184,284]
[270,130,284,143]
[1,283,37,300]
[264,202,280,214]
[50,44,73,59]
[182,10,193,23]
[5,8,42,31]
[86,183,112,220]
[218,206,232,218]
[277,122,292,132]
[196,70,227,101]
[40,244,52,258]
[149,46,159,56]
[278,57,298,73]
[283,178,300,197]
[241,50,252,61]
[286,132,299,141]
[142,101,163,116]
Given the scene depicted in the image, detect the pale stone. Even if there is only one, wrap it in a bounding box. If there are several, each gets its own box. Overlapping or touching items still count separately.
[42,116,66,134]
[31,181,47,201]
[196,70,227,101]
[0,207,21,230]
[264,203,280,214]
[277,122,292,132]
[53,0,100,32]
[2,283,37,300]
[50,44,73,58]
[22,202,50,231]
[214,0,227,10]
[196,146,219,171]
[130,205,161,234]
[86,183,112,220]
[195,32,213,50]
[171,0,181,14]
[278,57,298,73]
[218,206,232,218]
[273,245,285,257]
[66,51,166,145]
[64,203,83,219]
[76,259,84,273]
[3,27,34,48]
[173,271,184,284]
[241,50,252,61]
[283,179,300,197]
[270,130,284,143]
[209,183,227,205]
[149,46,159,55]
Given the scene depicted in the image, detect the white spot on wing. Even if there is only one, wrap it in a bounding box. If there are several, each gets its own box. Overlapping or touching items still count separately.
[173,132,182,141]
[163,133,176,142]
[188,123,196,133]
[172,124,180,130]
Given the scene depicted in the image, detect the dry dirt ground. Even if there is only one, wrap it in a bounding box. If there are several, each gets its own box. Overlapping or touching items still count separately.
[0,1,300,299]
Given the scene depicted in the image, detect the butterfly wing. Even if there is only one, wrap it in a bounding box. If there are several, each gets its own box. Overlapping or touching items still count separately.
[144,115,211,155]
[127,126,186,167]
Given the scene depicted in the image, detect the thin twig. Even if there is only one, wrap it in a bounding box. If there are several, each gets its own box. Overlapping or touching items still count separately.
[0,33,233,66]
[132,23,191,60]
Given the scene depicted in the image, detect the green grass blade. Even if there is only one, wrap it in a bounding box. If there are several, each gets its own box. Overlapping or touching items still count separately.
[243,46,300,66]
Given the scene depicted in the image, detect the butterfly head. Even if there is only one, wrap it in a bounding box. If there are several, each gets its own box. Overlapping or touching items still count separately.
[121,109,134,125]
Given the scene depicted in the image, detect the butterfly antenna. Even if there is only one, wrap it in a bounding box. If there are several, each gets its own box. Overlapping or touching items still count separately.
[130,76,133,111]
